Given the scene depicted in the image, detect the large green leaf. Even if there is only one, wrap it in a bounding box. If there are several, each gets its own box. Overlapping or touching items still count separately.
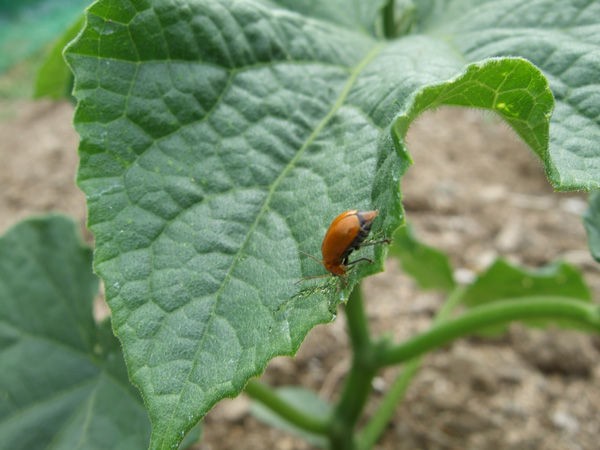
[416,0,600,190]
[64,1,600,448]
[272,0,387,35]
[0,215,151,449]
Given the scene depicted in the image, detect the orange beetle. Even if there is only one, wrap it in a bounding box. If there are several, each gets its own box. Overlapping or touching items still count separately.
[321,210,380,276]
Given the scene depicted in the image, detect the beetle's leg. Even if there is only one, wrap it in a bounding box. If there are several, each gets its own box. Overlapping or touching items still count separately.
[346,257,373,267]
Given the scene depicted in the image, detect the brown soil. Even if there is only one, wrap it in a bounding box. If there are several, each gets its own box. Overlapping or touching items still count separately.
[1,100,599,450]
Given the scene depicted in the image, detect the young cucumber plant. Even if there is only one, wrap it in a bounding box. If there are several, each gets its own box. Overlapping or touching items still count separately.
[6,0,597,449]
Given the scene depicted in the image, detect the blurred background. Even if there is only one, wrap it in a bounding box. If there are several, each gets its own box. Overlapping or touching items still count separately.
[0,0,89,234]
[1,2,599,448]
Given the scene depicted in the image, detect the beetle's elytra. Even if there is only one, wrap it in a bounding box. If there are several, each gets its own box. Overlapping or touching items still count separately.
[321,210,379,276]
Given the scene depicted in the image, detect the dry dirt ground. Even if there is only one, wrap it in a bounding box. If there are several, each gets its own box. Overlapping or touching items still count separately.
[1,100,599,450]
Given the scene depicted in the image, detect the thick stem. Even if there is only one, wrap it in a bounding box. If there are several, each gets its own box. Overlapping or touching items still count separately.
[356,287,466,449]
[345,283,372,355]
[328,286,377,449]
[376,297,600,367]
[359,294,600,448]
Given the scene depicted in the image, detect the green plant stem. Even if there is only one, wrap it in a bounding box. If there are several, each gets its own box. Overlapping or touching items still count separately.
[382,0,395,39]
[244,380,329,435]
[328,285,377,449]
[376,296,600,367]
[345,283,373,355]
[356,287,465,449]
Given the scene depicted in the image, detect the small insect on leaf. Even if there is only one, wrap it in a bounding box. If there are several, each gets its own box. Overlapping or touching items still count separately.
[296,209,390,296]
[321,210,379,275]
[314,210,390,276]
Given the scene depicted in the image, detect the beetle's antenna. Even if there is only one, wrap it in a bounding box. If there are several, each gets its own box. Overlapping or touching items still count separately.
[294,273,331,285]
[295,250,328,284]
[298,250,323,265]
